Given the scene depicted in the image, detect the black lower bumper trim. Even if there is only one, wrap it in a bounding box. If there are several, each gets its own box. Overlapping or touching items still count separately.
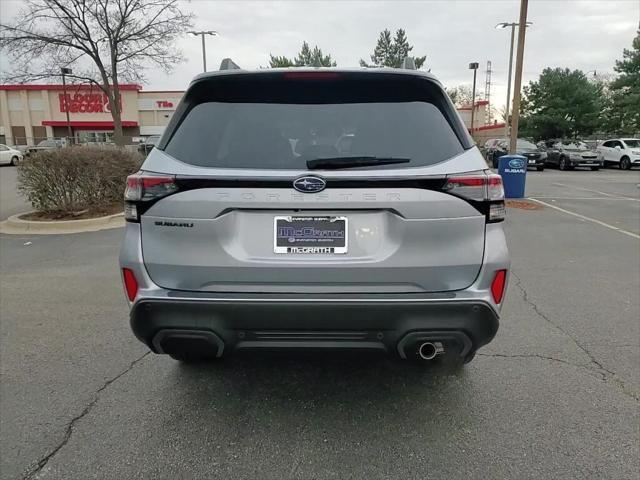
[131,297,499,358]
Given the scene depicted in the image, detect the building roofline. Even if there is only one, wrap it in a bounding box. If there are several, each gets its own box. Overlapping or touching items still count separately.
[139,90,185,94]
[458,100,490,110]
[0,84,141,91]
[472,122,506,131]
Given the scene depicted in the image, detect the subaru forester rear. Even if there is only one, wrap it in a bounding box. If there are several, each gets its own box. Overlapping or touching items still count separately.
[119,68,510,366]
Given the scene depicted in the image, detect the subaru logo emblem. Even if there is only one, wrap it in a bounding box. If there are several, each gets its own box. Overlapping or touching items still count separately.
[508,158,525,169]
[293,176,326,193]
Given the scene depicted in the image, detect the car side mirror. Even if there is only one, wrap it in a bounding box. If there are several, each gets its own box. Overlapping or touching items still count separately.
[615,145,621,150]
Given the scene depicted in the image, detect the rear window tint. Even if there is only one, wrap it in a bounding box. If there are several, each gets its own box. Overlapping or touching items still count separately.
[163,73,468,170]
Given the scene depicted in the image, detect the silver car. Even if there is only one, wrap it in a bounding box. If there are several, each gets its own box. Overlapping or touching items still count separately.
[119,68,510,367]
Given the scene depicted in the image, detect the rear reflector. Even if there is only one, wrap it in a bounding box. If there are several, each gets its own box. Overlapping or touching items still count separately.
[122,268,139,301]
[491,270,507,304]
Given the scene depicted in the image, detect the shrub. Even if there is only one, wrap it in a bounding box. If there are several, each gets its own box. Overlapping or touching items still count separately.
[17,147,142,214]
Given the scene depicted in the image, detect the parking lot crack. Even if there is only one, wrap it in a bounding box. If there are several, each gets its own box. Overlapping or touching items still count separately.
[477,352,603,378]
[510,271,639,402]
[23,351,151,480]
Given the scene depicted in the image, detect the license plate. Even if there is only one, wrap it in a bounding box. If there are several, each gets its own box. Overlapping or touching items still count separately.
[528,159,536,164]
[274,216,347,254]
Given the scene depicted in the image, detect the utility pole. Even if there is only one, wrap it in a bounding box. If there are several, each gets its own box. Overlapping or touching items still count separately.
[469,62,480,136]
[509,0,529,154]
[60,67,73,144]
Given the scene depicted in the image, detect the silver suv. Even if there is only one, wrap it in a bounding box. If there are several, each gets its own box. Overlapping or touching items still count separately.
[119,69,510,366]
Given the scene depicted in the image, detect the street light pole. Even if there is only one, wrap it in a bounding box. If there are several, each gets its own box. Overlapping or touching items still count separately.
[496,21,532,147]
[509,0,529,154]
[201,33,207,71]
[469,62,480,135]
[188,30,218,72]
[505,24,515,134]
[60,67,73,144]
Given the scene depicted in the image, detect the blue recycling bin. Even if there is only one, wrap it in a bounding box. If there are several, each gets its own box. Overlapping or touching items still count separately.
[498,155,527,198]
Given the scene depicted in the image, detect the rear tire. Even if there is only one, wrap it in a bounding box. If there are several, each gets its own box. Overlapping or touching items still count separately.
[590,167,599,171]
[620,156,631,170]
[536,166,544,171]
[169,351,219,363]
[10,156,19,166]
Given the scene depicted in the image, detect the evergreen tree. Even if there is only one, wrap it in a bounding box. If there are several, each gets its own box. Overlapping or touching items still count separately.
[269,42,336,68]
[360,29,426,69]
[606,29,640,134]
[519,68,602,140]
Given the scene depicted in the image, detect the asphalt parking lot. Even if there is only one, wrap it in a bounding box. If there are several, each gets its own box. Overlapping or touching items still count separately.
[1,167,639,479]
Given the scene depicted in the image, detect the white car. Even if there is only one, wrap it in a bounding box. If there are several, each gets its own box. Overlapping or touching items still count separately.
[0,144,23,166]
[598,138,640,170]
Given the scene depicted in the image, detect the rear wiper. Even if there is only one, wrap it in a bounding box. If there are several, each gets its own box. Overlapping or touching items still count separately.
[306,156,411,170]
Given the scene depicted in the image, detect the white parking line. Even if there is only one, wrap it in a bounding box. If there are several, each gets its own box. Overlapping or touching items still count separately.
[552,183,640,202]
[527,198,640,240]
[529,196,636,201]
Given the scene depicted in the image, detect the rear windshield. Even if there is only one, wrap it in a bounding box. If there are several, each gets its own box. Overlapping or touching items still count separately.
[162,73,468,170]
[623,139,639,148]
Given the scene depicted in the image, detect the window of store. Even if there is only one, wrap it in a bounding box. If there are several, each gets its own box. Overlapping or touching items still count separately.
[76,131,113,144]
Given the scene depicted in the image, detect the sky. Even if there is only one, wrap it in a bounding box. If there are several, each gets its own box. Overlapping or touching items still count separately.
[0,0,638,112]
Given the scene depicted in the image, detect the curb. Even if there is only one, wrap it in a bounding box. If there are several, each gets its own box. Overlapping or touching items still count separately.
[0,211,124,235]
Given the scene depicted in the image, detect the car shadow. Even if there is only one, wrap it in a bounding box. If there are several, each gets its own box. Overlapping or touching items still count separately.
[160,352,476,433]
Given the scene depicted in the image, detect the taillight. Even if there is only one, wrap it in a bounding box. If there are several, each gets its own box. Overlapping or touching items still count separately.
[491,269,507,304]
[443,172,505,222]
[124,172,177,221]
[122,268,139,301]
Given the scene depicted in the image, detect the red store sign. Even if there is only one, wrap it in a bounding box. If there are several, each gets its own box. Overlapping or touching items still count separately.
[58,93,121,113]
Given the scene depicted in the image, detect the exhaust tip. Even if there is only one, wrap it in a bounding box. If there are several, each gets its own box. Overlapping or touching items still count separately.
[418,342,443,361]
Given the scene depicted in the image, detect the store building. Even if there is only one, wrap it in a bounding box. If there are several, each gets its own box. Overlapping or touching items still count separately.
[0,84,184,146]
[457,99,507,144]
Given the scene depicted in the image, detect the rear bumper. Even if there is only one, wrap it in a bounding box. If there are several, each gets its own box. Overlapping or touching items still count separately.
[120,221,509,360]
[570,160,602,167]
[526,159,545,168]
[130,294,499,359]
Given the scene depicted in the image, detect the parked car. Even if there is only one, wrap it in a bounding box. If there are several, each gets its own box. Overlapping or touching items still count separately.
[20,138,66,156]
[487,138,546,171]
[0,144,23,165]
[597,138,640,170]
[119,68,510,368]
[481,138,503,163]
[138,135,161,156]
[543,140,603,170]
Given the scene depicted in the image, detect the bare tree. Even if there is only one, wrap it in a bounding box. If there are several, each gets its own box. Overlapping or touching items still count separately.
[445,84,479,108]
[0,0,193,145]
